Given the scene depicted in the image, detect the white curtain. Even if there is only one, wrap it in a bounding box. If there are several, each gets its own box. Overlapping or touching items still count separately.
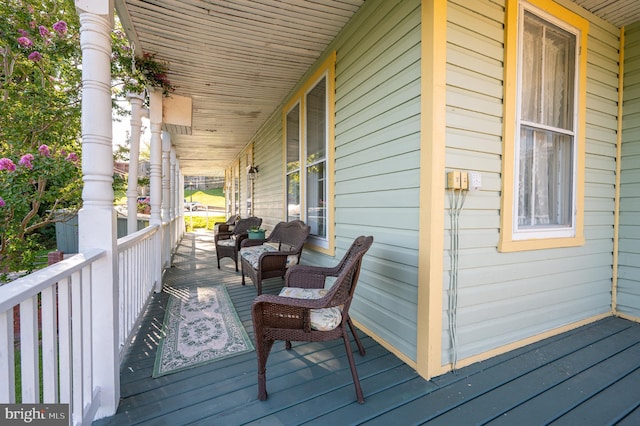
[518,11,575,228]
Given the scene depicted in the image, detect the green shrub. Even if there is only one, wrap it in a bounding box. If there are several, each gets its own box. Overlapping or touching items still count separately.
[185,216,225,232]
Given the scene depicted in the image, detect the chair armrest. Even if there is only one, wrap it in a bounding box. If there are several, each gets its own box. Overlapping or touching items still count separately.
[215,224,231,233]
[215,232,233,243]
[253,294,326,310]
[241,238,267,248]
[285,264,336,289]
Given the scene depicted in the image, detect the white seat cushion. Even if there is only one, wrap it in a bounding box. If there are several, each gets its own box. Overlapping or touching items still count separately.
[278,287,342,331]
[217,237,236,247]
[240,244,299,270]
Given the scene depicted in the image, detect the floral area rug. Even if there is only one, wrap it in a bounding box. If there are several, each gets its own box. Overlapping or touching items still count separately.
[153,284,254,377]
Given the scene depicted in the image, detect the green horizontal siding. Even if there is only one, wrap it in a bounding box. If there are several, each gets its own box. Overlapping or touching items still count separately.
[332,0,422,362]
[618,21,640,318]
[442,0,618,365]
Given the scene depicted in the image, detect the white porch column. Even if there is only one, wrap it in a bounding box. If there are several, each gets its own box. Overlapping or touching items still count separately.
[179,172,185,235]
[162,131,171,267]
[148,89,163,291]
[170,148,177,248]
[148,89,163,226]
[126,92,145,234]
[170,148,177,221]
[75,0,119,418]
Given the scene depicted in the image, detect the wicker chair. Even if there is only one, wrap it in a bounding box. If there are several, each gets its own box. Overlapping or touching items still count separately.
[251,235,374,404]
[239,220,310,295]
[214,214,239,236]
[215,217,262,271]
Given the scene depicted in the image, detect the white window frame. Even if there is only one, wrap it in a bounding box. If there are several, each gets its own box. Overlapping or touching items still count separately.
[283,52,336,254]
[499,0,588,252]
[512,3,580,241]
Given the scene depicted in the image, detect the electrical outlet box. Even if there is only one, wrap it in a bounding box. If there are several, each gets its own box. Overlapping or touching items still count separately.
[447,171,461,189]
[460,172,468,190]
[469,171,482,191]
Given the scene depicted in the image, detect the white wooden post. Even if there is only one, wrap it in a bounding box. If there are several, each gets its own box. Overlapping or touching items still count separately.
[170,148,177,248]
[179,173,185,235]
[161,131,171,267]
[127,92,145,234]
[75,0,119,418]
[148,89,163,291]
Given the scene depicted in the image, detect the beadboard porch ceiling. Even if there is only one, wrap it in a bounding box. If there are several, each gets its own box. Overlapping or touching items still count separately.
[113,0,640,177]
[114,0,365,177]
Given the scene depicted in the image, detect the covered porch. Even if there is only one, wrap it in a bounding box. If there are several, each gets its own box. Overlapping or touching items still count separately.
[3,0,640,423]
[95,231,640,425]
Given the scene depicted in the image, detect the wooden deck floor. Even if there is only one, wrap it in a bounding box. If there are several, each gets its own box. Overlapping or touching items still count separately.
[94,231,640,425]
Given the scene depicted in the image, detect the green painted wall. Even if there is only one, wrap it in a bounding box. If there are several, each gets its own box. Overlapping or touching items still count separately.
[618,21,640,317]
[249,0,626,369]
[250,0,423,361]
[441,0,618,364]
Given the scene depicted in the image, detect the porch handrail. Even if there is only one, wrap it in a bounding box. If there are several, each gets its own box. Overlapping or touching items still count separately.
[0,216,182,424]
[0,248,105,424]
[116,223,161,359]
[0,249,104,313]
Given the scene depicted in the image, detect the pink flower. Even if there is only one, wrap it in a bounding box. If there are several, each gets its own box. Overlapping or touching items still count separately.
[0,158,16,171]
[19,154,34,169]
[18,29,29,37]
[28,51,42,62]
[53,21,67,36]
[17,37,33,47]
[38,25,50,37]
[65,152,78,163]
[38,145,51,157]
[29,21,36,29]
[0,197,5,207]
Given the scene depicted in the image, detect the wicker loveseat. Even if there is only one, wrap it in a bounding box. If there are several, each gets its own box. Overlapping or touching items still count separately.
[251,235,374,403]
[239,220,310,295]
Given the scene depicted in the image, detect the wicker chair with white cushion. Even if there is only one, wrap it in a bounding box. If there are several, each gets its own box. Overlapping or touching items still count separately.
[251,235,373,404]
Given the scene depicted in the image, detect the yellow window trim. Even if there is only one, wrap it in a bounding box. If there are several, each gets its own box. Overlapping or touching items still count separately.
[499,0,588,252]
[283,52,336,256]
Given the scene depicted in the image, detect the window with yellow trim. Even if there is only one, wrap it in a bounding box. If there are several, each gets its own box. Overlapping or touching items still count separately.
[284,53,335,251]
[500,0,588,251]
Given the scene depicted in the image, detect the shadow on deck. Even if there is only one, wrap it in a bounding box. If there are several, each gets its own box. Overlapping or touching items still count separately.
[94,231,640,425]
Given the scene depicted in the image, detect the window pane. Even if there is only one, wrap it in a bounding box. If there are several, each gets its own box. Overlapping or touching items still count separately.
[287,171,300,222]
[522,11,576,130]
[306,77,326,163]
[306,161,326,238]
[234,175,239,215]
[286,104,300,173]
[286,104,300,222]
[518,127,572,228]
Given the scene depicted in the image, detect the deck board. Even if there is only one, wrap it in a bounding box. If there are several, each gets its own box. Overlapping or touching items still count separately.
[93,232,640,425]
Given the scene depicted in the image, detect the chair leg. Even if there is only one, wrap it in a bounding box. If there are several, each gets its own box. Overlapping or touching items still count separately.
[217,255,221,269]
[347,318,366,356]
[342,330,365,404]
[257,371,268,401]
[256,339,274,401]
[285,340,292,350]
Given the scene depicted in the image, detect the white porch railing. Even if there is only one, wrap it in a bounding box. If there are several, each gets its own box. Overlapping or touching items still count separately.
[0,248,106,425]
[116,224,161,359]
[0,216,182,425]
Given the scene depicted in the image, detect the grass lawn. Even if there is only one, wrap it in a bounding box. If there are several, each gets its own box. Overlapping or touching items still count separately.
[184,187,225,208]
[116,187,225,209]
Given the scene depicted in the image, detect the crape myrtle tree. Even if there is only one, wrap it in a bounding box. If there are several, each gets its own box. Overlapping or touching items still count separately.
[0,0,173,275]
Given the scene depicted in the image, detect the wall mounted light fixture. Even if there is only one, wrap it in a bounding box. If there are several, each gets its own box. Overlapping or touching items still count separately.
[248,165,259,180]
